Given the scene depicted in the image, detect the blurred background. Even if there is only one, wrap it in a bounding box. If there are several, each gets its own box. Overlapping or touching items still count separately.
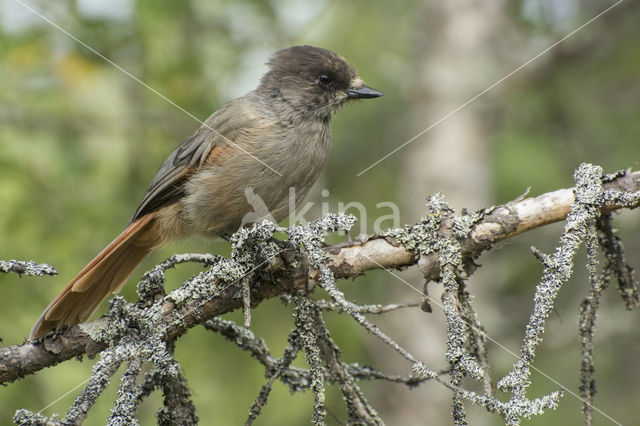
[1,0,639,424]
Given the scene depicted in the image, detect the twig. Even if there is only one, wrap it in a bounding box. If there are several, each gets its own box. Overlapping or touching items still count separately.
[0,260,57,276]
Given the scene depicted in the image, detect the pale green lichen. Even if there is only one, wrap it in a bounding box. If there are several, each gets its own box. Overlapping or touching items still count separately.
[0,260,57,276]
[15,163,638,425]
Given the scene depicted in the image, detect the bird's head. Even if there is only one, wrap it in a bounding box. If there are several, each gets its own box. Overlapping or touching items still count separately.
[257,45,383,120]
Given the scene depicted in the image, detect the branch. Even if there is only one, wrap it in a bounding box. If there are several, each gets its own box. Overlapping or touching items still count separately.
[324,169,640,281]
[0,260,57,276]
[1,169,638,386]
[0,248,309,385]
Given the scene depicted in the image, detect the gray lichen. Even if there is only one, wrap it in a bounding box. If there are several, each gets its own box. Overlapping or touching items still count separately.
[0,260,57,276]
[13,163,639,425]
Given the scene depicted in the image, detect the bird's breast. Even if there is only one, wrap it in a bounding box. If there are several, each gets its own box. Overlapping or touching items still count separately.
[182,119,331,235]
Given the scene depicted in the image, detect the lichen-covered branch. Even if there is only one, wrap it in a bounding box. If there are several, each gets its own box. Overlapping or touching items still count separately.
[596,213,639,309]
[579,222,605,426]
[2,169,638,386]
[0,260,57,276]
[323,168,640,282]
[497,164,605,425]
[2,164,639,425]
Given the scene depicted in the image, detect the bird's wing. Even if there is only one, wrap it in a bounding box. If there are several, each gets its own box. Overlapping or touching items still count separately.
[131,98,257,222]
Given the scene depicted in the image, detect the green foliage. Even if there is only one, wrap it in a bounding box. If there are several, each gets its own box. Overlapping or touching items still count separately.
[1,0,639,424]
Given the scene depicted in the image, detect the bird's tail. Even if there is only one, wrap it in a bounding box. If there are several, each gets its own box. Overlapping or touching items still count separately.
[31,213,160,338]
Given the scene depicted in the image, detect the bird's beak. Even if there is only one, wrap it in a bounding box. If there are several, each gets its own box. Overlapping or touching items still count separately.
[345,84,384,99]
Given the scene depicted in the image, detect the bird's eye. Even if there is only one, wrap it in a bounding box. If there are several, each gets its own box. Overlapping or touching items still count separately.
[317,74,333,86]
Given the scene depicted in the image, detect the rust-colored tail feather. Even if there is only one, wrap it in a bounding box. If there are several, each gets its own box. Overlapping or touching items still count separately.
[31,213,160,339]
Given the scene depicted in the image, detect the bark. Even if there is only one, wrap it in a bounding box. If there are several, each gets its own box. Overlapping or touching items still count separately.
[1,169,638,386]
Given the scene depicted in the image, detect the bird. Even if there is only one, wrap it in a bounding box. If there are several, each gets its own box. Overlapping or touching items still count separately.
[31,45,383,338]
